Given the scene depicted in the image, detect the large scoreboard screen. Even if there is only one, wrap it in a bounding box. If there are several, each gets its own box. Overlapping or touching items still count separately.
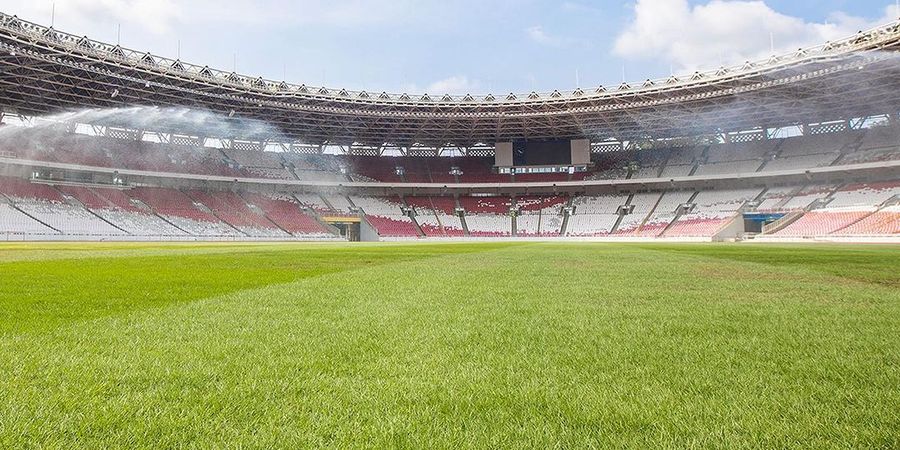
[512,139,572,166]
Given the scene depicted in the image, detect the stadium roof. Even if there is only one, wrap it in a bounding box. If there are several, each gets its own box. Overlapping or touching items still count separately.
[1,12,900,147]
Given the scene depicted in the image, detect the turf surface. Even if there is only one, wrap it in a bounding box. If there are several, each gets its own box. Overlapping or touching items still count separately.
[0,242,898,448]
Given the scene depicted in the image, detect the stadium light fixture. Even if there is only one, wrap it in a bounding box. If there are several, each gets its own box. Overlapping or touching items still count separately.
[110,89,119,98]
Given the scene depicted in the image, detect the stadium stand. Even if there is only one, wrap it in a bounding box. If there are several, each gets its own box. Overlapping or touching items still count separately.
[240,193,334,238]
[459,196,512,237]
[665,188,761,237]
[351,196,420,238]
[634,191,696,237]
[185,190,289,237]
[614,193,663,235]
[565,193,631,236]
[2,111,900,242]
[128,187,242,237]
[834,205,900,235]
[1,12,898,243]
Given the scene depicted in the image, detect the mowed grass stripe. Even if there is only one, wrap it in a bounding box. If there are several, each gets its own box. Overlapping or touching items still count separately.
[1,243,897,448]
[634,243,900,286]
[0,242,516,334]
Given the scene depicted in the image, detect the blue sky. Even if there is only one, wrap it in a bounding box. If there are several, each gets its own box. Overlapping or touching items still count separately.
[0,0,895,94]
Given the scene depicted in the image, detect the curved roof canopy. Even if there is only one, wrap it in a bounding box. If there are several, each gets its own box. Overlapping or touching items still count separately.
[1,12,900,146]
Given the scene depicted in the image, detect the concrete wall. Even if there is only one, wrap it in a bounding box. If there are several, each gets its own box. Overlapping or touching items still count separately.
[713,216,746,241]
[571,139,591,165]
[494,142,513,167]
[359,218,381,242]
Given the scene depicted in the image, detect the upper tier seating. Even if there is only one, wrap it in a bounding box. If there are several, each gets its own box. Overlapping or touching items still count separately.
[825,182,900,209]
[762,153,840,172]
[666,146,706,165]
[706,141,775,163]
[343,156,510,183]
[777,132,856,157]
[859,126,900,150]
[247,167,295,180]
[224,148,284,169]
[694,160,762,176]
[293,169,347,182]
[660,164,694,177]
[841,146,900,164]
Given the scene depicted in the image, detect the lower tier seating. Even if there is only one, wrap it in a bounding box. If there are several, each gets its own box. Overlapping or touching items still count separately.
[465,214,511,237]
[365,214,419,237]
[832,206,900,235]
[774,210,874,237]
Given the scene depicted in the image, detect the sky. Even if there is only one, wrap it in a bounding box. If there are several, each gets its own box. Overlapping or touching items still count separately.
[0,0,896,95]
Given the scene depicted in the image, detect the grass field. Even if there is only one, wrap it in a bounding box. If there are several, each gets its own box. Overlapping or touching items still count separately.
[0,242,898,448]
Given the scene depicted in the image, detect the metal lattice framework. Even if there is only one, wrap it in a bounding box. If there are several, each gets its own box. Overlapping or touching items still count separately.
[2,12,900,149]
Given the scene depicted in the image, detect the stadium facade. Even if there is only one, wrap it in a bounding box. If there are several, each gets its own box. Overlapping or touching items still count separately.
[0,12,898,242]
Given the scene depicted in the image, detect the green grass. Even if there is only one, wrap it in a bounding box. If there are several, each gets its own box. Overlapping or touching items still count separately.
[0,242,897,448]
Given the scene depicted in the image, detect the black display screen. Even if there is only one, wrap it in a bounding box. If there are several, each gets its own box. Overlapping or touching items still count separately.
[512,139,571,166]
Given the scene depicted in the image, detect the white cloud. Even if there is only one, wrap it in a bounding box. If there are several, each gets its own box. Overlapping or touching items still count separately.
[527,25,559,46]
[425,76,480,95]
[2,0,182,34]
[0,0,443,35]
[401,76,482,95]
[526,24,590,48]
[613,0,896,71]
[561,2,602,14]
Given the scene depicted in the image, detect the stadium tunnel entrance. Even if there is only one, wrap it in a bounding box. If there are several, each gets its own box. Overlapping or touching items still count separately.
[321,216,361,241]
[744,212,787,234]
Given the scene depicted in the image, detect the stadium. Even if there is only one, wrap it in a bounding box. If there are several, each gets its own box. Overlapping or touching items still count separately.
[0,2,898,447]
